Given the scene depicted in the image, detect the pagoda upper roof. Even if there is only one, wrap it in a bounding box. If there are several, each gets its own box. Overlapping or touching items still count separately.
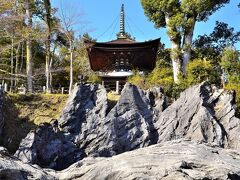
[85,38,160,48]
[106,38,135,44]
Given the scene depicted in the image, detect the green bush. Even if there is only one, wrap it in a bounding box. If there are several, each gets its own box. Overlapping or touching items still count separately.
[187,58,218,85]
[127,70,146,89]
[220,48,239,75]
[87,72,101,84]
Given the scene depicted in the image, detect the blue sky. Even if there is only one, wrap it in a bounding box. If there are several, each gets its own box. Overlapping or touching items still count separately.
[52,0,240,49]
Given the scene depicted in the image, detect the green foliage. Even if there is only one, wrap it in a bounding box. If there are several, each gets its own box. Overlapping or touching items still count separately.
[127,61,174,97]
[171,58,220,99]
[141,0,230,37]
[147,60,173,89]
[187,59,217,85]
[128,70,146,89]
[87,72,101,84]
[141,0,230,82]
[193,21,240,60]
[220,47,240,75]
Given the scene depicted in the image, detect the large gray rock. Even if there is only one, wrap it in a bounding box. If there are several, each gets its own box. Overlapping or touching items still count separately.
[155,82,240,150]
[14,121,85,170]
[58,83,109,155]
[94,83,157,156]
[2,140,240,179]
[56,140,240,180]
[0,148,56,179]
[59,83,159,157]
[0,87,4,136]
[145,86,168,116]
[59,83,108,135]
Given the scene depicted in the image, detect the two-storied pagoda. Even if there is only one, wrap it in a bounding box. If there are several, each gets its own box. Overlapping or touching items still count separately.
[85,4,159,92]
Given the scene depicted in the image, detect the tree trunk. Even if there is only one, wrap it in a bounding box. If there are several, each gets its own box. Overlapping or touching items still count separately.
[182,18,195,74]
[26,0,33,93]
[45,46,51,93]
[69,47,73,94]
[26,39,33,93]
[49,45,56,90]
[165,16,182,83]
[20,42,24,73]
[171,42,182,83]
[44,0,52,93]
[14,43,21,88]
[10,37,14,92]
[49,54,53,91]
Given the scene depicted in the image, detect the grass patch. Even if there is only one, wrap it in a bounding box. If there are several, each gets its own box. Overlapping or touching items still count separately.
[9,93,68,125]
[107,91,120,113]
[0,93,68,153]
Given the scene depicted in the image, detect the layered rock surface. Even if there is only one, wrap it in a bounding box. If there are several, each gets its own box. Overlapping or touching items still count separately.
[93,83,157,156]
[59,83,161,157]
[57,140,240,180]
[2,140,240,180]
[154,82,240,150]
[14,122,85,170]
[0,147,56,179]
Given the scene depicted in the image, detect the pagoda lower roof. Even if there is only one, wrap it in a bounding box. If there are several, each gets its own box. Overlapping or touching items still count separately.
[85,38,160,71]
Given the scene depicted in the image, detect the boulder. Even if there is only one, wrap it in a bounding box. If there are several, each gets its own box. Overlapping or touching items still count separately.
[93,83,157,156]
[58,83,109,156]
[60,83,158,157]
[3,140,240,179]
[145,86,168,116]
[59,83,108,135]
[0,147,55,179]
[14,121,85,170]
[154,82,240,150]
[56,140,240,180]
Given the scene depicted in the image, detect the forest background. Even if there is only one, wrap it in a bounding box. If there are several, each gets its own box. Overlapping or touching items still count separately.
[0,0,239,115]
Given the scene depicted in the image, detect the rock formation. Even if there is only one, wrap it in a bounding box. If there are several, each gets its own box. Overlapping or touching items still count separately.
[0,146,55,179]
[15,121,85,170]
[9,82,240,177]
[58,83,108,135]
[2,140,240,179]
[57,140,240,180]
[59,83,160,157]
[154,82,240,150]
[58,83,109,156]
[145,86,168,115]
[93,83,157,156]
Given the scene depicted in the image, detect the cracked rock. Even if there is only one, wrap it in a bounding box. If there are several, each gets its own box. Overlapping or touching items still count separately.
[154,82,240,150]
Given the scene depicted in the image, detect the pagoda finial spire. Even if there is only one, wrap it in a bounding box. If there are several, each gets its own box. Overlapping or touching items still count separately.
[118,4,126,39]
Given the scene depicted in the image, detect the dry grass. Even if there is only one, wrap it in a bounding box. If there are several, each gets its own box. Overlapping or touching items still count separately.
[10,93,68,125]
[107,91,121,102]
[0,93,68,153]
[107,91,120,113]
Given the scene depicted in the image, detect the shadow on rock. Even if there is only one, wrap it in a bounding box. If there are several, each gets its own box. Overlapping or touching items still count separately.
[0,94,37,154]
[14,121,85,170]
